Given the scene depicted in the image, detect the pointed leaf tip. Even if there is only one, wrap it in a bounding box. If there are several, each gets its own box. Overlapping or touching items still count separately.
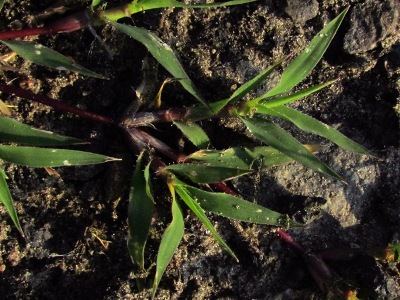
[0,168,24,235]
[110,22,207,107]
[1,40,106,79]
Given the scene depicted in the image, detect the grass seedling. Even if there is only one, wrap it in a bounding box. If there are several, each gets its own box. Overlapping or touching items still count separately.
[0,2,379,298]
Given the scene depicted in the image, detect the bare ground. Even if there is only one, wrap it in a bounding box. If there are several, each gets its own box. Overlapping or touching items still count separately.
[0,0,399,299]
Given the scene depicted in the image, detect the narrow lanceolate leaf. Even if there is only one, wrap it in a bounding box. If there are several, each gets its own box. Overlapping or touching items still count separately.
[127,0,258,15]
[258,79,337,108]
[187,98,232,121]
[0,168,23,236]
[127,152,154,270]
[0,0,4,12]
[188,146,294,169]
[263,7,348,98]
[0,116,83,146]
[228,58,285,105]
[152,194,184,297]
[0,40,106,79]
[111,23,207,107]
[188,58,284,120]
[241,117,343,181]
[257,105,375,157]
[175,180,238,261]
[178,181,298,227]
[165,163,252,183]
[0,145,120,167]
[174,121,211,149]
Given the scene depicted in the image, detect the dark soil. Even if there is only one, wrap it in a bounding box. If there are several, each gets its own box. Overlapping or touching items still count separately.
[0,0,399,299]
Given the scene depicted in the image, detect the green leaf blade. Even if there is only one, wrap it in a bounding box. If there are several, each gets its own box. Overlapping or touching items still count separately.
[0,145,120,167]
[152,196,184,297]
[187,98,230,121]
[179,182,296,227]
[188,58,284,120]
[188,146,294,169]
[259,79,338,108]
[174,121,211,149]
[241,117,342,181]
[111,23,207,107]
[128,152,154,271]
[229,58,284,105]
[0,116,83,146]
[1,40,106,79]
[0,168,23,235]
[127,0,258,15]
[175,181,238,261]
[165,163,252,183]
[257,106,375,157]
[264,7,349,98]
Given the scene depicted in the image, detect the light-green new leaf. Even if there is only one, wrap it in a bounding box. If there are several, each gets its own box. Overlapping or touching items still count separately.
[256,79,337,108]
[188,58,284,120]
[110,22,207,107]
[0,168,23,236]
[1,40,106,79]
[0,116,83,146]
[0,145,121,167]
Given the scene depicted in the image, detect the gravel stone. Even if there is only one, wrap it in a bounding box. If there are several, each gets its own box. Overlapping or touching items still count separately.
[285,0,319,24]
[344,0,399,54]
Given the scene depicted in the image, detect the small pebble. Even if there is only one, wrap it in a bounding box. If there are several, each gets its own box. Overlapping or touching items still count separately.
[344,0,399,54]
[285,0,319,24]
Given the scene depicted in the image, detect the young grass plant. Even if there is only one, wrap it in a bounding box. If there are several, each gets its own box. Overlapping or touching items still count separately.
[0,2,378,298]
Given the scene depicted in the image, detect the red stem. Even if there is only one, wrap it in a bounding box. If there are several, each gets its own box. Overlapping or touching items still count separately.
[0,83,114,125]
[276,229,305,254]
[0,11,91,40]
[126,127,185,163]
